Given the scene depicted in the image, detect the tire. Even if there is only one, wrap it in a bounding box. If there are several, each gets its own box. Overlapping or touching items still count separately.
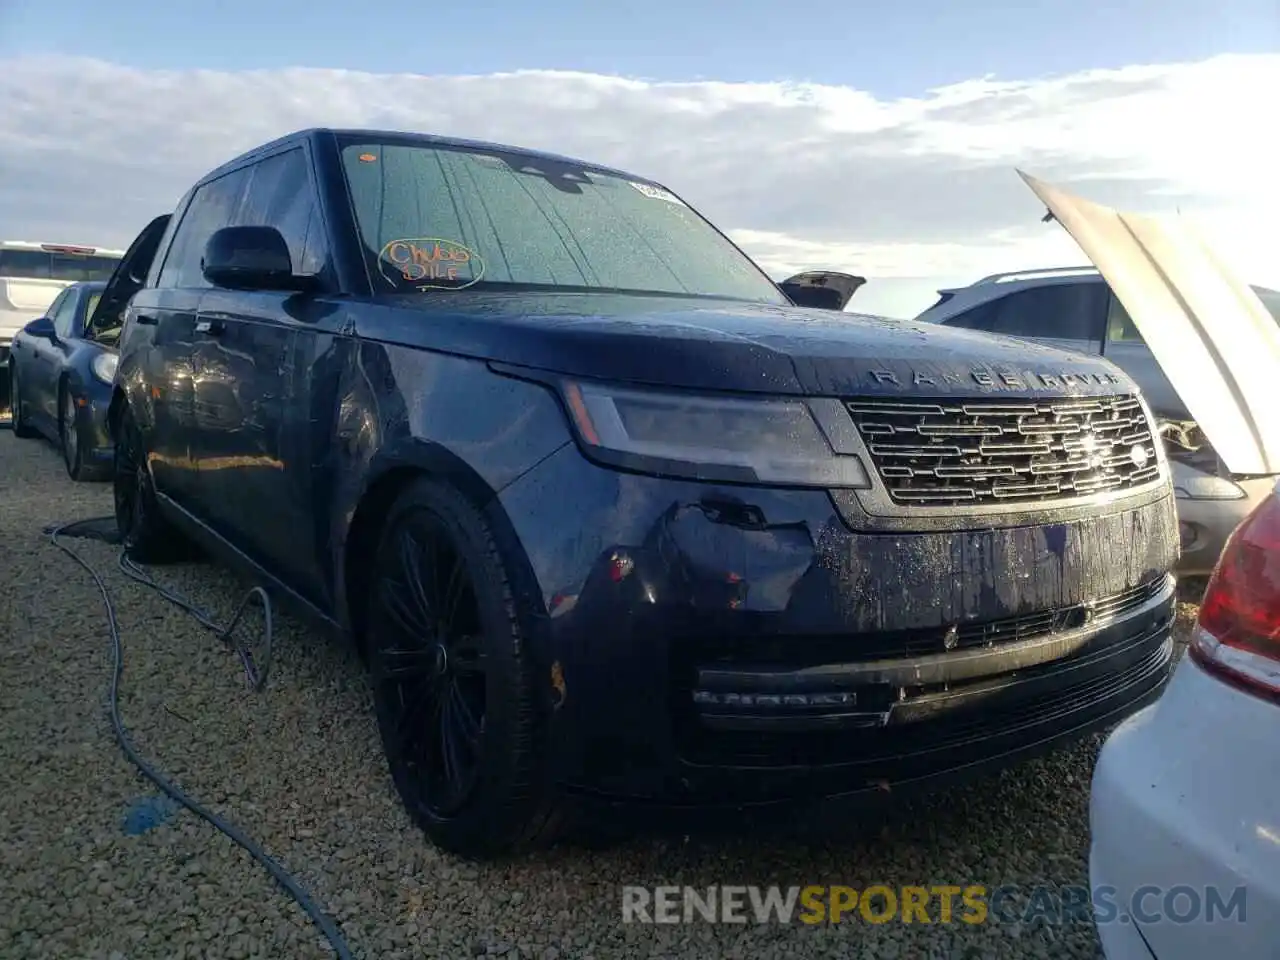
[9,361,37,439]
[113,404,188,563]
[367,476,566,858]
[60,385,110,482]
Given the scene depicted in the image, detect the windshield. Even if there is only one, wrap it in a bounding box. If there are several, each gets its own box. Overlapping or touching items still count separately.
[338,138,785,305]
[0,249,121,283]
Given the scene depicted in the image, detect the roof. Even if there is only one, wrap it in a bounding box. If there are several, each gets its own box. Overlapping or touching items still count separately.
[203,127,654,188]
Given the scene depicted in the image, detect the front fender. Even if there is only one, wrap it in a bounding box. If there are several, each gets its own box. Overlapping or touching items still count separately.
[325,340,574,633]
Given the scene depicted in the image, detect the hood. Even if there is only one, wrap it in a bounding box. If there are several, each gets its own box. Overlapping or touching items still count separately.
[1021,171,1280,475]
[345,290,1139,400]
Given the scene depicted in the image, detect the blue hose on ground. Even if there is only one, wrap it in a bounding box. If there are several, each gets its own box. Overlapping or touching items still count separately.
[48,516,356,960]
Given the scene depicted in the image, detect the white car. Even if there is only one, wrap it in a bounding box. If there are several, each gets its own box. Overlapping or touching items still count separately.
[1009,179,1280,958]
[1090,481,1280,959]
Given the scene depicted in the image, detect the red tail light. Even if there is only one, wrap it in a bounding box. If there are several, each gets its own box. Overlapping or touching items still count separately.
[1189,489,1280,703]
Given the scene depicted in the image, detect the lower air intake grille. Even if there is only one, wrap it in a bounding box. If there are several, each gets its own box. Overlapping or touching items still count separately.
[845,394,1161,506]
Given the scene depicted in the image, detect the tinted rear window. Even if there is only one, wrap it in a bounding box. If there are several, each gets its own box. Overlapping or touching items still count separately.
[0,249,121,283]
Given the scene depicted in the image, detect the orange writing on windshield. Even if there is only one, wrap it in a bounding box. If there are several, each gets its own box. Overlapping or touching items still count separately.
[379,238,484,288]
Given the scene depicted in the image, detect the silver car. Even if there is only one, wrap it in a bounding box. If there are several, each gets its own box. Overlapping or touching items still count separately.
[913,176,1280,575]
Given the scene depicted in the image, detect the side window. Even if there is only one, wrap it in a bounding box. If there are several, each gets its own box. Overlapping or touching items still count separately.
[988,284,1107,340]
[235,148,329,276]
[156,169,251,289]
[946,299,999,332]
[43,289,69,322]
[949,284,1107,341]
[52,290,80,337]
[1106,294,1145,344]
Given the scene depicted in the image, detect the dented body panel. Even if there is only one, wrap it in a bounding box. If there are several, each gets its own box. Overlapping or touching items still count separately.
[497,445,1178,801]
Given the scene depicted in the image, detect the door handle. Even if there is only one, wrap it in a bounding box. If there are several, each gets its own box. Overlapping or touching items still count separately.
[195,318,226,336]
[134,314,159,326]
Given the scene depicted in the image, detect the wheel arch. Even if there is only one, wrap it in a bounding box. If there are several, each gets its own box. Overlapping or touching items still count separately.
[340,440,548,660]
[56,371,71,431]
[106,385,129,444]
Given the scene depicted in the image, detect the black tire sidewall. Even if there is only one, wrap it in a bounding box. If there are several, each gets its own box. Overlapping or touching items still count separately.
[113,405,181,560]
[370,478,550,856]
[61,387,82,479]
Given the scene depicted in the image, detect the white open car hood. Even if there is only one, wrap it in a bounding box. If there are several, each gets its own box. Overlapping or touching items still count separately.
[1020,171,1280,476]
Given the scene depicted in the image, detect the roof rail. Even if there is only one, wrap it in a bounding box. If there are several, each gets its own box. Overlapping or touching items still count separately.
[972,265,1099,286]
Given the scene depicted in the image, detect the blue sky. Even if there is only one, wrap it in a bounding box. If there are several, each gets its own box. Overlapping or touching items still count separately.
[3,1,1276,315]
[2,0,1276,94]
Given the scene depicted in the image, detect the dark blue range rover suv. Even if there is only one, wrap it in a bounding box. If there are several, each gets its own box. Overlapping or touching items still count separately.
[97,129,1180,858]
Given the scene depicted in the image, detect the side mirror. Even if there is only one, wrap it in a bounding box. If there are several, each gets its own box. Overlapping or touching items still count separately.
[202,225,312,292]
[779,271,867,311]
[24,316,56,340]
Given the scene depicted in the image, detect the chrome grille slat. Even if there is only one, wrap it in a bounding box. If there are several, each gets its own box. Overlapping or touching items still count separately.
[846,394,1160,506]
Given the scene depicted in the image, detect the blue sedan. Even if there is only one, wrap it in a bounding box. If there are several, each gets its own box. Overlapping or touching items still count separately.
[7,280,116,480]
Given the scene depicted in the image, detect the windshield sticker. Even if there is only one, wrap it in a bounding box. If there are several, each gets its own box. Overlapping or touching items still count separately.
[379,238,485,291]
[357,153,378,163]
[629,181,685,206]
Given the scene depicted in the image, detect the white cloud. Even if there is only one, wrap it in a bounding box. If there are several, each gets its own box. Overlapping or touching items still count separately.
[1,53,1276,316]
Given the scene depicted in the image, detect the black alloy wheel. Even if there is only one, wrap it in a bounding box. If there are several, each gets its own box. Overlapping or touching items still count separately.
[60,388,84,478]
[367,478,565,857]
[61,387,110,482]
[375,510,487,817]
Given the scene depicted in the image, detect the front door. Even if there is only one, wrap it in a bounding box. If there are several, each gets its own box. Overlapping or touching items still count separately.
[186,145,335,604]
[28,289,76,426]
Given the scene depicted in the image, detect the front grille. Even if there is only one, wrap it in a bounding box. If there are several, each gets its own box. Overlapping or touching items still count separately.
[845,394,1161,506]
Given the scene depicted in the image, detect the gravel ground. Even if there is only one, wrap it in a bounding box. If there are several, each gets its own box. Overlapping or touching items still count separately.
[0,426,1203,960]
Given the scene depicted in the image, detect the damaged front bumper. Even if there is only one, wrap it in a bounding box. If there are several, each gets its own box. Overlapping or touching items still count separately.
[498,444,1181,807]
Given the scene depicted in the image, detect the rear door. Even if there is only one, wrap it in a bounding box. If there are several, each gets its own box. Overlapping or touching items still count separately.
[131,169,252,507]
[40,286,84,420]
[26,288,75,425]
[189,145,336,602]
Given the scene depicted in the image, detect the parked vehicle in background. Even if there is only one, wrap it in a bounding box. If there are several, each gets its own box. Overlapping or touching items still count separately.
[7,280,119,480]
[1,241,124,415]
[914,176,1280,575]
[104,133,1182,857]
[1090,482,1280,959]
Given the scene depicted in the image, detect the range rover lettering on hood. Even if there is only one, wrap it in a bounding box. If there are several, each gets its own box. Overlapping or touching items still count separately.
[866,367,1125,389]
[1020,171,1280,476]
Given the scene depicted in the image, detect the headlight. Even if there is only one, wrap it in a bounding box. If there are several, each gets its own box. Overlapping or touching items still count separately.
[1169,459,1245,500]
[1174,474,1246,500]
[559,380,871,487]
[91,352,118,384]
